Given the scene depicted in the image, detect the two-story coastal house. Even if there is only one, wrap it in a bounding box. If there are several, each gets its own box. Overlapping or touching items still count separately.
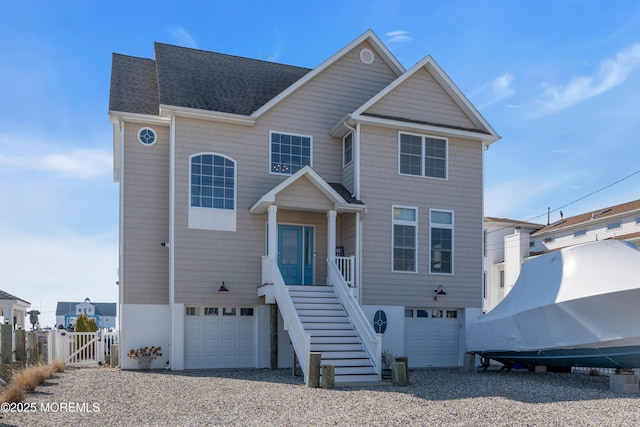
[484,198,640,313]
[55,298,117,330]
[109,30,499,382]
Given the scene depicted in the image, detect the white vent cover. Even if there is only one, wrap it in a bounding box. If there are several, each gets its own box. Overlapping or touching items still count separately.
[360,48,374,64]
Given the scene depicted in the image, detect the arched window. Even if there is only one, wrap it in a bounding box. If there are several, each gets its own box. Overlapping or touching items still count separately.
[189,153,236,231]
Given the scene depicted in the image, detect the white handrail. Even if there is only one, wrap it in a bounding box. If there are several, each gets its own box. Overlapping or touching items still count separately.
[327,259,381,377]
[262,256,311,379]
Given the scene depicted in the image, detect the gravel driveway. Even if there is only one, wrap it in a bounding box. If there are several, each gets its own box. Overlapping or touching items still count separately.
[2,366,639,426]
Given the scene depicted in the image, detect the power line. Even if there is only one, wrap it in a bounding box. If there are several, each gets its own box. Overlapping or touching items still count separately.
[486,167,640,237]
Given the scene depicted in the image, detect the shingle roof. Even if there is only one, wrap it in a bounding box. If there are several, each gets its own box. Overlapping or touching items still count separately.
[328,183,364,205]
[109,54,159,115]
[153,43,311,115]
[55,302,117,317]
[484,217,543,229]
[0,290,30,304]
[532,198,640,235]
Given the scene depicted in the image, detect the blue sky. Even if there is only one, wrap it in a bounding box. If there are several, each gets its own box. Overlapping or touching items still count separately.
[2,1,640,327]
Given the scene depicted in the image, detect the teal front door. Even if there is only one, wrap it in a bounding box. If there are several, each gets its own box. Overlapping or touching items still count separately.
[278,225,314,285]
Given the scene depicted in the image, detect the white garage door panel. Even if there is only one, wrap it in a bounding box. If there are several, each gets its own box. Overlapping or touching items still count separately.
[405,310,459,368]
[185,308,256,369]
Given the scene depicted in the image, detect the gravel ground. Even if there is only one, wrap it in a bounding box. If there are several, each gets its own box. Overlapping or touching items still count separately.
[2,366,639,426]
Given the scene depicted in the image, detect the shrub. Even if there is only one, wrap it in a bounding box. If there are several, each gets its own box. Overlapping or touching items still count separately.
[75,313,98,332]
[0,384,24,404]
[51,359,66,373]
[12,368,39,392]
[128,346,162,370]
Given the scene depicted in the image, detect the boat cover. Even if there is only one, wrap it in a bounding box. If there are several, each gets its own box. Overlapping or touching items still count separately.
[466,240,640,352]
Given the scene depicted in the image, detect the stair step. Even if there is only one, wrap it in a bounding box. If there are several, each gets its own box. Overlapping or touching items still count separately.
[311,336,359,344]
[317,350,369,359]
[297,309,346,317]
[333,366,377,375]
[303,322,353,330]
[293,303,342,310]
[291,297,339,304]
[312,343,363,352]
[319,358,372,367]
[309,329,356,337]
[334,374,380,383]
[299,316,349,324]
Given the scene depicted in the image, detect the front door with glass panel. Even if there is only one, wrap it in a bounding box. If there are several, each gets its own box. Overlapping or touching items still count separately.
[278,225,314,285]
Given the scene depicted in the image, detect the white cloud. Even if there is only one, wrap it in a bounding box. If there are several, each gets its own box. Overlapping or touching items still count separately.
[473,72,516,108]
[0,148,111,179]
[532,43,640,116]
[169,27,198,48]
[385,30,412,45]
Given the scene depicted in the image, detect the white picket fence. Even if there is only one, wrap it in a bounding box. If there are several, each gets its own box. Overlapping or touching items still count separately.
[49,329,119,366]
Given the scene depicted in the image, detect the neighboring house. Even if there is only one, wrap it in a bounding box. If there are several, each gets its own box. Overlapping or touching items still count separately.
[482,218,543,312]
[485,198,640,312]
[109,30,499,380]
[0,290,30,329]
[56,298,117,330]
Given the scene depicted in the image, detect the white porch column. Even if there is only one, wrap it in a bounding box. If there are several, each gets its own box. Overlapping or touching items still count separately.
[327,210,337,262]
[268,205,278,261]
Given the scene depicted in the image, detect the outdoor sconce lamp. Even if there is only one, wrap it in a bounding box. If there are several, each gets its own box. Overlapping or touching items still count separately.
[433,285,447,301]
[218,282,229,292]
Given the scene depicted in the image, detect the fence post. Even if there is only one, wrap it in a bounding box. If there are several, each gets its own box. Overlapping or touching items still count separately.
[0,324,12,364]
[27,332,38,364]
[14,329,26,364]
[110,344,119,367]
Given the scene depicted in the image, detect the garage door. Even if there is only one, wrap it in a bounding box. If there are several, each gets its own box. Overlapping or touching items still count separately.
[405,308,459,367]
[184,306,256,369]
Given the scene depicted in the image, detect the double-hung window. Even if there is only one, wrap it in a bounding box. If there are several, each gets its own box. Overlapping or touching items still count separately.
[392,206,417,272]
[189,153,236,231]
[430,209,453,274]
[270,131,312,175]
[399,133,447,179]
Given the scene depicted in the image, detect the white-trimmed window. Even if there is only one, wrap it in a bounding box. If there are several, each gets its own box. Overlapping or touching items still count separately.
[343,132,353,166]
[636,216,640,225]
[189,153,236,231]
[392,206,417,272]
[607,221,621,231]
[399,132,447,179]
[185,307,199,316]
[430,209,453,274]
[574,229,587,238]
[544,236,554,244]
[270,131,312,175]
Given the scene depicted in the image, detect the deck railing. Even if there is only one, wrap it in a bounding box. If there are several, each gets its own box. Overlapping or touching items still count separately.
[262,256,311,379]
[334,255,355,287]
[327,259,381,378]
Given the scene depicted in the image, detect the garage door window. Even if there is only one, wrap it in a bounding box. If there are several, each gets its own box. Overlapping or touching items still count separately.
[223,307,237,316]
[240,308,254,316]
[204,307,218,316]
[186,307,199,316]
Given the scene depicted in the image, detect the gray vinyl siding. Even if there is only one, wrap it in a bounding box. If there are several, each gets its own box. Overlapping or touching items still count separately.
[122,122,170,305]
[365,66,476,130]
[359,125,483,308]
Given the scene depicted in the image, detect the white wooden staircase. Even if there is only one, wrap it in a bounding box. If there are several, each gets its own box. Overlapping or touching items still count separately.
[289,285,379,383]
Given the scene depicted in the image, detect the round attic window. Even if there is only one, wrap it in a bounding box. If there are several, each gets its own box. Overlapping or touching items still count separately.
[137,127,157,146]
[360,48,374,64]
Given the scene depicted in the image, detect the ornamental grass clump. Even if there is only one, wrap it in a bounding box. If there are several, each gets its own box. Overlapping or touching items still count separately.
[0,384,24,404]
[51,359,66,373]
[128,346,162,370]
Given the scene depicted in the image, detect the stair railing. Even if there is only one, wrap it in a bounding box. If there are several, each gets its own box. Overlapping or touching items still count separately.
[262,256,311,379]
[327,259,382,377]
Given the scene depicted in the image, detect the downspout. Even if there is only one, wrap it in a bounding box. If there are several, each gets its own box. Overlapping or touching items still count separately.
[117,118,125,355]
[343,119,363,301]
[169,112,176,369]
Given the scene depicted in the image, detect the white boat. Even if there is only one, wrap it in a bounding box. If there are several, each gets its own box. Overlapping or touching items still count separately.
[466,240,640,369]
